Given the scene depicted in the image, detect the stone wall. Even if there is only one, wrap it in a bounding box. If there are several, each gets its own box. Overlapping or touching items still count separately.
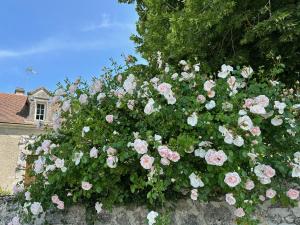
[1,196,300,225]
[0,135,21,192]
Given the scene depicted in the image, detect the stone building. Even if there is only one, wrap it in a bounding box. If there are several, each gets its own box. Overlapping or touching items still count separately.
[0,87,53,192]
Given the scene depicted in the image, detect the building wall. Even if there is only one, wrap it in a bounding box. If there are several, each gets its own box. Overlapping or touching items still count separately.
[0,134,20,191]
[0,123,43,192]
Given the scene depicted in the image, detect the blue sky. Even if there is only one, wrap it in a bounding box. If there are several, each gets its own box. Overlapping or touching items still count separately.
[0,0,139,93]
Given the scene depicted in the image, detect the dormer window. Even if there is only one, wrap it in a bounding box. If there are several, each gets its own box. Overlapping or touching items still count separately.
[36,103,45,121]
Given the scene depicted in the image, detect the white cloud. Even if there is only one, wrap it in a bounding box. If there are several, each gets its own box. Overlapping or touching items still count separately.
[0,35,132,59]
[81,13,135,32]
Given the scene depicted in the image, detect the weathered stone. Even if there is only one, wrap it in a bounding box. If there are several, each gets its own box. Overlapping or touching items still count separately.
[203,202,234,225]
[1,196,300,225]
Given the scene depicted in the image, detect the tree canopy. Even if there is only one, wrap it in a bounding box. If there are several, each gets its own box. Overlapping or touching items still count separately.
[119,0,300,82]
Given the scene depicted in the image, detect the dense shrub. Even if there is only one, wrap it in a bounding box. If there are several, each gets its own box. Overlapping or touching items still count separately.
[119,0,300,83]
[12,59,300,225]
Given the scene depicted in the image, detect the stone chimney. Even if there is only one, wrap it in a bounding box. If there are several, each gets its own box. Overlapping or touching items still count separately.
[15,88,25,95]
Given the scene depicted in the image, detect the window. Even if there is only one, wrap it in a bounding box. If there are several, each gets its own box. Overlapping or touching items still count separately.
[36,103,45,121]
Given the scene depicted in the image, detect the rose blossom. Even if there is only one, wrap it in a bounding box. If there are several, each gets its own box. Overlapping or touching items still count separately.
[224,172,241,187]
[238,115,253,131]
[250,126,261,136]
[133,139,148,154]
[30,202,43,215]
[189,173,204,188]
[90,147,99,158]
[144,98,156,115]
[158,146,171,158]
[105,115,114,123]
[225,193,236,205]
[259,195,266,201]
[245,179,255,190]
[160,158,170,166]
[140,154,154,170]
[191,189,198,201]
[287,189,299,200]
[106,156,118,168]
[51,195,60,204]
[157,82,172,95]
[82,181,93,191]
[197,95,206,103]
[244,98,254,108]
[57,200,64,210]
[169,151,180,162]
[147,211,159,225]
[266,189,277,199]
[187,112,198,126]
[254,95,269,107]
[203,80,215,92]
[205,149,228,166]
[95,202,103,214]
[8,216,20,225]
[234,208,245,218]
[79,94,88,105]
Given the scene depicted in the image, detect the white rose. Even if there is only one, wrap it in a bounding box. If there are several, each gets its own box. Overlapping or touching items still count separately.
[189,172,204,188]
[205,100,216,110]
[238,115,253,131]
[271,117,283,126]
[187,112,198,126]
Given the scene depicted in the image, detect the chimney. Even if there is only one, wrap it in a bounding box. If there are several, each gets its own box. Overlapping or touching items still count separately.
[15,87,25,95]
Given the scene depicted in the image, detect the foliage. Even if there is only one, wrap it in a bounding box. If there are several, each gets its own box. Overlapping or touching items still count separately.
[12,58,300,225]
[0,187,10,196]
[119,0,300,83]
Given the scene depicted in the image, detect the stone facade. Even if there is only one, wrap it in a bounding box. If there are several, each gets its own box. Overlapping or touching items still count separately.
[1,197,300,225]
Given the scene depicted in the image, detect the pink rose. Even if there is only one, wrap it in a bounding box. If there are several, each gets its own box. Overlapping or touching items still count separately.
[169,151,180,162]
[254,95,269,107]
[82,181,93,191]
[250,126,261,136]
[196,95,206,103]
[105,115,114,123]
[287,189,299,200]
[158,146,171,158]
[225,193,236,205]
[227,76,236,90]
[57,200,64,210]
[245,179,255,190]
[244,98,254,108]
[266,188,277,199]
[90,147,99,158]
[264,165,276,178]
[107,147,117,156]
[106,155,118,168]
[160,158,170,166]
[191,189,198,201]
[51,195,60,204]
[234,208,245,218]
[259,195,266,201]
[133,139,148,154]
[203,80,215,92]
[224,172,241,187]
[205,150,227,166]
[140,154,154,170]
[157,83,172,95]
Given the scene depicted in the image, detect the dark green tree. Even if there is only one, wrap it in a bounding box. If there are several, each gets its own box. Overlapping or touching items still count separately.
[119,0,300,82]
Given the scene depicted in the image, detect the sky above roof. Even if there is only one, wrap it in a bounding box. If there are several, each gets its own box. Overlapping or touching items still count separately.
[0,0,139,94]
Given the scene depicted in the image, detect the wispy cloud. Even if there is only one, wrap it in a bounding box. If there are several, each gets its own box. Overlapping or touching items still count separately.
[81,14,135,32]
[0,35,131,59]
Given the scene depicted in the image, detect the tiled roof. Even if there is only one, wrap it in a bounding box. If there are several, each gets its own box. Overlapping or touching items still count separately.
[0,93,29,124]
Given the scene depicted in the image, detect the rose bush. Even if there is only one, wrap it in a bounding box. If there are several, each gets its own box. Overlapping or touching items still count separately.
[12,58,300,225]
